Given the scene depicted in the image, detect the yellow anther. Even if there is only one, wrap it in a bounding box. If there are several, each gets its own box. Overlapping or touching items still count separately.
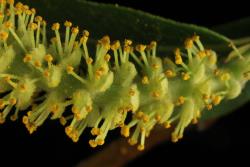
[152,91,160,98]
[43,70,50,77]
[220,72,231,81]
[4,21,13,29]
[23,54,32,63]
[174,48,183,65]
[15,8,22,15]
[196,110,201,118]
[86,105,93,112]
[50,104,59,113]
[171,133,179,143]
[192,117,198,124]
[175,48,181,56]
[121,126,130,137]
[197,51,206,59]
[83,30,89,37]
[80,30,89,44]
[136,44,146,52]
[4,76,11,82]
[86,57,93,65]
[175,57,182,65]
[142,114,149,123]
[243,71,250,79]
[202,94,210,101]
[95,71,102,80]
[164,121,171,129]
[0,0,6,4]
[22,116,29,125]
[80,36,88,44]
[148,41,157,49]
[9,98,17,105]
[19,83,27,92]
[74,112,81,121]
[71,130,79,141]
[71,106,79,114]
[165,69,175,78]
[129,88,135,96]
[214,69,220,76]
[209,56,217,65]
[30,8,36,14]
[27,124,37,134]
[64,21,72,27]
[91,127,100,136]
[206,104,213,110]
[52,23,60,31]
[35,16,43,22]
[34,60,42,67]
[42,20,47,26]
[59,117,67,126]
[205,49,212,57]
[212,95,222,105]
[7,0,14,5]
[136,111,144,119]
[29,23,38,30]
[152,63,159,69]
[184,38,194,49]
[182,72,190,81]
[176,96,185,105]
[192,35,200,42]
[128,138,137,146]
[25,9,32,15]
[104,54,111,62]
[99,35,110,50]
[0,12,3,19]
[155,114,161,122]
[141,76,149,84]
[141,127,146,132]
[137,144,145,151]
[66,65,74,74]
[10,115,17,121]
[111,40,121,50]
[22,5,29,11]
[0,114,5,124]
[44,54,53,63]
[124,45,131,53]
[97,139,105,146]
[124,39,132,46]
[89,140,97,148]
[15,2,23,8]
[98,67,105,73]
[125,105,134,112]
[0,100,5,109]
[5,9,11,16]
[0,31,9,41]
[71,27,79,34]
[27,111,32,117]
[65,126,73,136]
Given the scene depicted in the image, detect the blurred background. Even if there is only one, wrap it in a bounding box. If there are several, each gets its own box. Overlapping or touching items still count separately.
[0,0,249,166]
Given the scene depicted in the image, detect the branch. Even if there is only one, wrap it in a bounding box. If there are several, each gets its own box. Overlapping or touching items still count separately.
[76,119,217,167]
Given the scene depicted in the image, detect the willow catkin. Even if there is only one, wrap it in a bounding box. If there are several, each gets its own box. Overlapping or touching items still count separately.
[0,0,249,151]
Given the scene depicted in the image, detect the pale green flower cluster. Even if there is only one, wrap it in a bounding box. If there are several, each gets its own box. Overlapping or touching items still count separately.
[0,0,249,151]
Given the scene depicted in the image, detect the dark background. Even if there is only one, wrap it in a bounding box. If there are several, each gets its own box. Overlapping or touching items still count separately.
[0,0,249,166]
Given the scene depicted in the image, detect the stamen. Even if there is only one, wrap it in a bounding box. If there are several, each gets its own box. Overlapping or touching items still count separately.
[52,23,63,57]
